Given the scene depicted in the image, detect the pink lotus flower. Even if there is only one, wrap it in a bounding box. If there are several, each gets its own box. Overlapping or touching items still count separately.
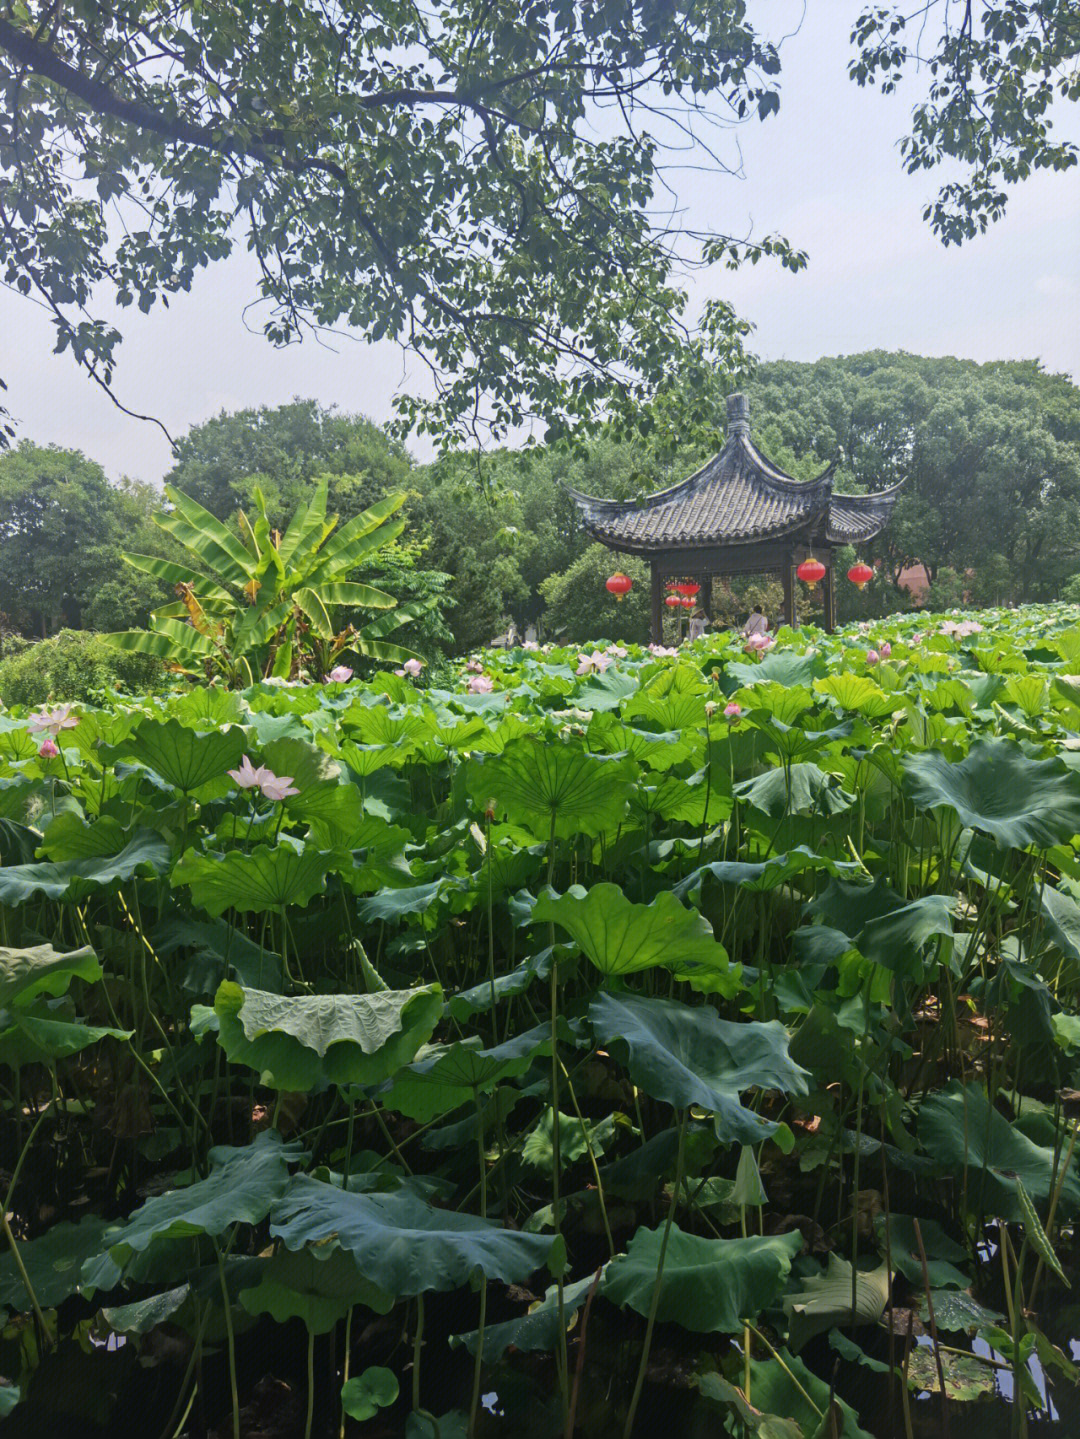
[911,632,923,644]
[744,634,773,653]
[466,658,484,673]
[325,665,353,683]
[228,755,274,791]
[38,737,59,759]
[576,650,612,676]
[466,674,494,694]
[28,704,79,736]
[858,621,871,632]
[866,649,880,665]
[523,640,539,651]
[648,644,678,658]
[402,658,424,677]
[879,641,892,658]
[724,701,743,720]
[260,773,300,802]
[606,645,628,658]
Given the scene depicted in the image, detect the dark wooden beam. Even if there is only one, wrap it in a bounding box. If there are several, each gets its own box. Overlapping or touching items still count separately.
[649,563,662,645]
[823,561,837,633]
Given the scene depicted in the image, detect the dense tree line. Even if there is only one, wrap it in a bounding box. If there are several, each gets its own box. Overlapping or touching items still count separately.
[2,354,1078,656]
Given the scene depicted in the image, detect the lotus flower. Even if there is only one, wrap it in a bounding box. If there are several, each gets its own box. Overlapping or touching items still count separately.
[866,649,880,665]
[466,674,494,694]
[648,644,678,658]
[607,645,628,658]
[325,665,353,683]
[744,633,773,653]
[260,773,300,802]
[228,755,273,791]
[466,658,484,673]
[576,650,612,676]
[879,641,892,658]
[38,737,59,758]
[724,702,743,721]
[28,704,79,736]
[523,640,539,651]
[402,658,424,677]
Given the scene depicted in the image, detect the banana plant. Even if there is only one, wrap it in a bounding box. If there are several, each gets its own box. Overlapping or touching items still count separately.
[105,481,427,685]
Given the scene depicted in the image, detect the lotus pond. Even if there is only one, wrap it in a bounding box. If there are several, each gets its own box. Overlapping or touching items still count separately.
[5,606,1080,1438]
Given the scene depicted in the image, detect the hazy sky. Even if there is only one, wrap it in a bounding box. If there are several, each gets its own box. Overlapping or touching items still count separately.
[3,2,1077,483]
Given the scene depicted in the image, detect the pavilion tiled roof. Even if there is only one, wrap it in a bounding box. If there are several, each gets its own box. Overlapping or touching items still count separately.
[565,394,902,554]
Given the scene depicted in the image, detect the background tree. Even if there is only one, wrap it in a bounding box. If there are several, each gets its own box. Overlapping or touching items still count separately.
[0,0,799,452]
[0,443,170,635]
[851,1,1079,243]
[538,545,652,647]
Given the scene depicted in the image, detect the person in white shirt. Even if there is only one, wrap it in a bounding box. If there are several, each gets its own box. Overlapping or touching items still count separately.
[741,605,769,639]
[687,608,707,642]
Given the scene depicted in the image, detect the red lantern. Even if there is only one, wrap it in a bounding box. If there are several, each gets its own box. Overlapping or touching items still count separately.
[796,557,827,589]
[680,595,695,609]
[606,572,633,602]
[664,594,682,609]
[847,562,873,591]
[675,581,701,598]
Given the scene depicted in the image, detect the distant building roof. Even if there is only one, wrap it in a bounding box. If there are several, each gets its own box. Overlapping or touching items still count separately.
[565,393,902,554]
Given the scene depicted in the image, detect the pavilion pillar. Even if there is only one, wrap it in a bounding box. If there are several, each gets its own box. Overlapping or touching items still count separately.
[649,563,663,644]
[782,557,796,631]
[823,558,837,633]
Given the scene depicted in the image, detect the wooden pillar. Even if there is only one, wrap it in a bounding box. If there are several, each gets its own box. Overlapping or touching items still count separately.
[823,557,837,633]
[650,563,663,645]
[701,573,713,620]
[782,557,796,631]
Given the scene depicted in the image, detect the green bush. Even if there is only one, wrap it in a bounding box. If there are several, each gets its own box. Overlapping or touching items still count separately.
[539,544,651,645]
[1061,574,1080,604]
[0,629,167,708]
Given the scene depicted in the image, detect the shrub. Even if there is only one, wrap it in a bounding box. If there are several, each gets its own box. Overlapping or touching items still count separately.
[539,544,651,644]
[0,630,167,708]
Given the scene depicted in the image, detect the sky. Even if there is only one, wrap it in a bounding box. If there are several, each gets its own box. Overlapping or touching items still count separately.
[2,2,1077,484]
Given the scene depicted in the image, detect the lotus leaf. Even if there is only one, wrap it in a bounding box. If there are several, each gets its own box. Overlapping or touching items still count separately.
[127,716,245,793]
[212,981,443,1091]
[467,739,635,838]
[0,831,171,905]
[903,738,1080,848]
[269,1175,565,1296]
[239,1245,393,1332]
[171,843,330,915]
[589,992,806,1148]
[602,1224,802,1332]
[107,1131,306,1265]
[783,1255,892,1351]
[534,883,735,990]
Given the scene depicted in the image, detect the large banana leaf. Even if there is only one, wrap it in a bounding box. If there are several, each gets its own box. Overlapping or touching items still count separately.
[160,485,257,584]
[122,552,232,603]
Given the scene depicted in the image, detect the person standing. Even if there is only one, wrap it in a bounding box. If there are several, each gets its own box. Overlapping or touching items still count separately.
[741,605,769,639]
[687,608,707,642]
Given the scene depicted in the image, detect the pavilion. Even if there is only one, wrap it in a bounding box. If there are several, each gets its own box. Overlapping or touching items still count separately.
[565,393,902,641]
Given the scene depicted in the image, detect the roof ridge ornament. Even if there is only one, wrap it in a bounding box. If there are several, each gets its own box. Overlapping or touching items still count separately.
[726,392,750,438]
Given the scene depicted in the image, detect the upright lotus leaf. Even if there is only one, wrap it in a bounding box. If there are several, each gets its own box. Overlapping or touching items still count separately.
[171,843,330,916]
[696,1373,803,1439]
[813,673,898,719]
[378,1022,552,1122]
[0,1012,132,1069]
[732,1350,874,1439]
[734,763,856,819]
[875,1215,970,1289]
[152,913,284,994]
[0,944,99,1009]
[467,738,635,839]
[783,1255,892,1352]
[533,884,736,993]
[1039,884,1080,962]
[101,1286,193,1336]
[919,1081,1080,1220]
[0,1215,122,1314]
[673,848,860,904]
[269,1175,565,1296]
[602,1225,802,1332]
[571,667,638,712]
[451,1273,598,1361]
[36,813,129,862]
[126,716,246,793]
[107,1131,306,1266]
[0,831,171,905]
[211,981,443,1091]
[589,992,808,1148]
[239,1246,393,1333]
[522,1109,620,1172]
[903,738,1080,848]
